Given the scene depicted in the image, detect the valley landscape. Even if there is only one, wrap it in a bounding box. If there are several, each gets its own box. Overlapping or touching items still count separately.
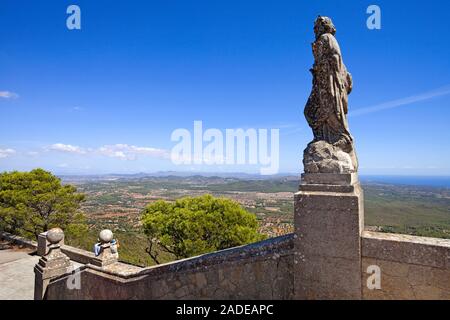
[62,174,450,266]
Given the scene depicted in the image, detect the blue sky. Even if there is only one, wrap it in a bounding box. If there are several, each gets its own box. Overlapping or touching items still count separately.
[0,0,449,175]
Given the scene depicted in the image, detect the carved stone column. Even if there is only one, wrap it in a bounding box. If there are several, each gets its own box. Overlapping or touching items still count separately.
[34,228,72,300]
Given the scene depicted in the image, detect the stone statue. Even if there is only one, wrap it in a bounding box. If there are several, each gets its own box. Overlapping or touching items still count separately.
[303,16,358,174]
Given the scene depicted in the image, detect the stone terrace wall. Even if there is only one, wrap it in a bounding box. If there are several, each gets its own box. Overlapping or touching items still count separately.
[362,231,450,300]
[41,230,450,300]
[45,234,294,300]
[0,231,37,250]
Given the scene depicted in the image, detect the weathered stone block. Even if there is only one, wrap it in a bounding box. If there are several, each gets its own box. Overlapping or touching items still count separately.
[362,233,450,300]
[362,231,450,269]
[294,183,363,299]
[300,173,358,186]
[362,257,450,300]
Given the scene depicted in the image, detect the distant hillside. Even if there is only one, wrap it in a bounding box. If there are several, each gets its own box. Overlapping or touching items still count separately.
[60,174,450,266]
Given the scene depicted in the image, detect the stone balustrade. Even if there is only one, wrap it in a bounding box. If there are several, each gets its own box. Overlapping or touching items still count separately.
[33,220,450,300]
[34,228,124,299]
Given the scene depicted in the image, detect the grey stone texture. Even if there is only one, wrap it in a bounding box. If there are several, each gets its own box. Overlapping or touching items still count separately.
[61,244,96,265]
[294,180,364,299]
[304,141,356,174]
[300,172,358,186]
[99,229,113,243]
[36,228,450,300]
[90,242,118,267]
[362,231,450,300]
[44,235,294,300]
[37,231,65,256]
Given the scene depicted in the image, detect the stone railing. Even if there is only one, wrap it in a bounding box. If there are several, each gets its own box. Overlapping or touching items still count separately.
[35,226,450,300]
[35,229,120,266]
[33,227,126,300]
[37,230,294,300]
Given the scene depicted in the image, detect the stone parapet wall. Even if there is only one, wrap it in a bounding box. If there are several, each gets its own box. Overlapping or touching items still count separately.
[0,231,37,250]
[41,230,450,300]
[362,231,450,299]
[60,245,97,265]
[45,234,295,300]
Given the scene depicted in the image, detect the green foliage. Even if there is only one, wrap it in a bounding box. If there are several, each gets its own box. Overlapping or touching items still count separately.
[378,225,450,239]
[141,194,266,263]
[0,168,87,239]
[363,184,450,239]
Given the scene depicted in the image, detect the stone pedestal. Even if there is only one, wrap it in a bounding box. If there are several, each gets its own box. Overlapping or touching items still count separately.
[91,243,118,267]
[90,230,118,267]
[34,228,71,300]
[294,173,364,299]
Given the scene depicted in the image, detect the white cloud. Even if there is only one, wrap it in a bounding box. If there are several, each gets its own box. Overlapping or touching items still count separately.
[98,144,169,160]
[350,85,450,117]
[0,91,19,99]
[46,143,169,160]
[0,148,16,158]
[49,143,86,154]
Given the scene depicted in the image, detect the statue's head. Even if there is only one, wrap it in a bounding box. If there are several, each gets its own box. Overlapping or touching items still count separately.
[314,16,336,38]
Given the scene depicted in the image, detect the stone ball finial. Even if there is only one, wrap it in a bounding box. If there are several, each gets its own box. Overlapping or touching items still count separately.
[99,229,113,244]
[46,227,64,244]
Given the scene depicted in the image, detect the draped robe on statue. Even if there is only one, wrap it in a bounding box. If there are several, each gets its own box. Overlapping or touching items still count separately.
[303,18,358,174]
[305,33,353,150]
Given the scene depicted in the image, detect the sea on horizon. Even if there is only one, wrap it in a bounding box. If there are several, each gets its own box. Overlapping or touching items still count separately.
[360,175,450,188]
